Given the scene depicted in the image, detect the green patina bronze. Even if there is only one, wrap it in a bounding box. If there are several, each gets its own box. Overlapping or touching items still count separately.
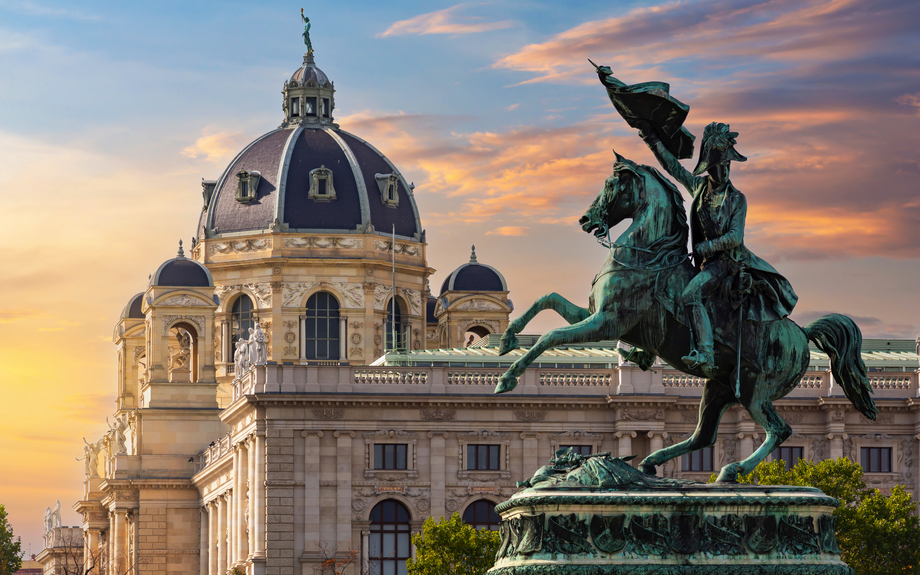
[493,66,878,483]
[301,8,313,53]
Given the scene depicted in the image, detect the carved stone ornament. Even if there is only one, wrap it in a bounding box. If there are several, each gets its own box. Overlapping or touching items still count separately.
[208,238,272,255]
[420,408,456,421]
[373,285,392,311]
[426,330,439,341]
[620,408,666,421]
[311,408,344,420]
[162,294,210,306]
[455,298,504,311]
[373,240,420,256]
[215,283,271,308]
[513,410,547,422]
[350,333,362,344]
[348,347,362,358]
[330,282,365,308]
[458,319,499,334]
[282,282,319,307]
[283,237,363,249]
[161,315,205,336]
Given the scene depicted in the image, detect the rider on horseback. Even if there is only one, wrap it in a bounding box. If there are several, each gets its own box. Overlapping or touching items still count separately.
[638,121,798,378]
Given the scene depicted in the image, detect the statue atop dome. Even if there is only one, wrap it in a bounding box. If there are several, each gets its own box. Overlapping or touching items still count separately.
[301,8,313,53]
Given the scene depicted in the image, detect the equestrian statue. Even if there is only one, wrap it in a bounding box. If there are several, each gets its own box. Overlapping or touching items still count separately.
[493,63,877,483]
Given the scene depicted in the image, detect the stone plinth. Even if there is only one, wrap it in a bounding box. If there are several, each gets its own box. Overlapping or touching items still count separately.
[488,454,852,575]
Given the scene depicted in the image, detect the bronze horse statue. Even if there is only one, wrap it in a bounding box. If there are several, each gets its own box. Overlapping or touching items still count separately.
[493,153,877,482]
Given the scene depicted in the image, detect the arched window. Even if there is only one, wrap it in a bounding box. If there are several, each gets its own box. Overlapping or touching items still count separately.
[463,325,491,348]
[231,295,255,348]
[462,500,501,531]
[385,297,406,352]
[369,500,411,575]
[305,292,340,360]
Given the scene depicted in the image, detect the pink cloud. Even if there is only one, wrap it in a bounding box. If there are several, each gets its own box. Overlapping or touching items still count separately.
[378,4,514,38]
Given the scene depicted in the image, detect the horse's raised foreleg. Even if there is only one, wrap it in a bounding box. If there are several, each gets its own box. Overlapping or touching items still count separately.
[716,398,791,482]
[494,313,609,394]
[639,380,736,475]
[499,292,590,355]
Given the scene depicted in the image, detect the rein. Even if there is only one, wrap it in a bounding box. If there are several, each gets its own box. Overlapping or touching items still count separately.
[596,230,690,272]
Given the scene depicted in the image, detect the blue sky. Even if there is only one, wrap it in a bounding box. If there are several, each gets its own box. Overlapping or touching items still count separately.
[1,0,919,553]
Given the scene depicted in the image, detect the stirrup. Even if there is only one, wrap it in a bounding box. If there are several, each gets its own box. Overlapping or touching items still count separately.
[682,349,715,377]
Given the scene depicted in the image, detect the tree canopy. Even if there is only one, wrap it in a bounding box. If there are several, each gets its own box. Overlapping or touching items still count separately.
[712,457,920,575]
[0,504,23,575]
[406,513,500,575]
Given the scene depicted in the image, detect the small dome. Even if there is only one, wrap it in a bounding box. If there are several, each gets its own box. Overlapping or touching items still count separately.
[121,293,145,320]
[151,242,214,288]
[439,246,507,294]
[290,53,330,87]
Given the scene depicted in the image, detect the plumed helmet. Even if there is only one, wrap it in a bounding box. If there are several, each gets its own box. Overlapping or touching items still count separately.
[692,122,747,176]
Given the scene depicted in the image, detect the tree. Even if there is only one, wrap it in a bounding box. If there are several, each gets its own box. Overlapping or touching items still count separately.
[0,505,23,575]
[711,457,920,575]
[407,514,501,575]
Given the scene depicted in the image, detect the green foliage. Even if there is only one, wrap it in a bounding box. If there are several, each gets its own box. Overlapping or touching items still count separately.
[0,505,23,575]
[407,513,501,575]
[712,457,920,575]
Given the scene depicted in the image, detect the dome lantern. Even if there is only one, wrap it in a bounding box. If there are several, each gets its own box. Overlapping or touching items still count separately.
[282,52,336,129]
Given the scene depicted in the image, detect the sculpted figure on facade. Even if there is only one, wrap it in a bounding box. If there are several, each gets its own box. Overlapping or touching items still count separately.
[249,323,267,366]
[52,500,62,528]
[108,416,128,456]
[82,437,100,478]
[43,506,52,535]
[234,340,250,376]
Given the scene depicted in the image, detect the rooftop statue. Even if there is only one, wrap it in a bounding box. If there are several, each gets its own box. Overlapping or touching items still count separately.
[493,65,878,482]
[301,8,313,53]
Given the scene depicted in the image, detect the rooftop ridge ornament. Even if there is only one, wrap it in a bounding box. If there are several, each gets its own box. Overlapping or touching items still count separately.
[176,240,185,258]
[301,8,313,54]
[469,245,478,264]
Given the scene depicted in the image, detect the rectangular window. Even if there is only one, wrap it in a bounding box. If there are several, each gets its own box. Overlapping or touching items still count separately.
[467,444,501,470]
[374,444,408,470]
[861,447,892,473]
[682,447,714,472]
[323,98,330,117]
[560,445,592,457]
[772,446,803,471]
[305,97,317,116]
[291,98,300,117]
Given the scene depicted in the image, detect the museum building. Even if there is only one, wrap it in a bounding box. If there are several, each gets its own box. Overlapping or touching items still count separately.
[39,49,920,575]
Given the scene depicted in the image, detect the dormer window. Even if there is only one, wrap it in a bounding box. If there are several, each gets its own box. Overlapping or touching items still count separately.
[375,173,399,207]
[305,97,317,116]
[308,165,336,202]
[291,97,301,117]
[322,98,330,118]
[235,170,261,204]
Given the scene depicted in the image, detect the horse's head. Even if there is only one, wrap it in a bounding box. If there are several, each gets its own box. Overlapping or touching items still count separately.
[579,152,644,238]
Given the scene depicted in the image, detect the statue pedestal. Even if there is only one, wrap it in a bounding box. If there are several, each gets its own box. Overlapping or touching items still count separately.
[489,457,851,575]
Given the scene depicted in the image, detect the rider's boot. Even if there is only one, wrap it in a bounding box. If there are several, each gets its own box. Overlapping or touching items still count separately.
[682,302,716,378]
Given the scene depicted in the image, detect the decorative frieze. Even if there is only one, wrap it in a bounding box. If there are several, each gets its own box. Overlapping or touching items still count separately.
[208,238,272,255]
[161,315,205,335]
[283,237,363,249]
[373,240,420,256]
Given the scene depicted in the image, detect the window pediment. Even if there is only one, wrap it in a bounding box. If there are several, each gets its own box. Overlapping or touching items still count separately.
[308,165,336,202]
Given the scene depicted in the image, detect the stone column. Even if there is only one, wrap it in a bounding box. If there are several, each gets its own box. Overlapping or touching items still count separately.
[85,529,99,573]
[339,317,347,360]
[247,436,256,558]
[238,442,249,561]
[230,448,240,564]
[335,431,355,547]
[300,315,307,360]
[222,321,229,374]
[648,431,668,455]
[428,432,447,520]
[208,503,217,575]
[616,431,637,458]
[828,433,847,460]
[217,496,227,575]
[737,432,758,459]
[303,431,323,548]
[521,432,541,477]
[113,509,127,575]
[253,432,266,559]
[199,507,208,575]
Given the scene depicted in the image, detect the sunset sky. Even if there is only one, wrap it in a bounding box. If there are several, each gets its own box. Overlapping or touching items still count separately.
[1,0,919,553]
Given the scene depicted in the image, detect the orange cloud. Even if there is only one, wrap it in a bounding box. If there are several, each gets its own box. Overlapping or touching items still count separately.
[487,226,529,236]
[181,130,245,162]
[378,4,514,37]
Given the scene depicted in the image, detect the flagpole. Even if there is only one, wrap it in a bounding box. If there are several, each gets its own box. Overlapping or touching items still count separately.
[391,224,397,355]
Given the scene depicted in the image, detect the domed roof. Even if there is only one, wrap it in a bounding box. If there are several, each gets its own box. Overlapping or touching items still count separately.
[197,54,422,242]
[121,293,144,320]
[439,246,507,294]
[151,243,214,288]
[290,53,330,87]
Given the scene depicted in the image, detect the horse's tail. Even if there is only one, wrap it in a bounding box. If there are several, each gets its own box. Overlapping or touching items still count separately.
[804,314,877,421]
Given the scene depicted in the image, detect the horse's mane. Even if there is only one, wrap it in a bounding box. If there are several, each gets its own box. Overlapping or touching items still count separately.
[626,161,689,263]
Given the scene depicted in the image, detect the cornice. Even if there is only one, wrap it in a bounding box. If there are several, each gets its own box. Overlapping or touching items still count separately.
[247,394,610,411]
